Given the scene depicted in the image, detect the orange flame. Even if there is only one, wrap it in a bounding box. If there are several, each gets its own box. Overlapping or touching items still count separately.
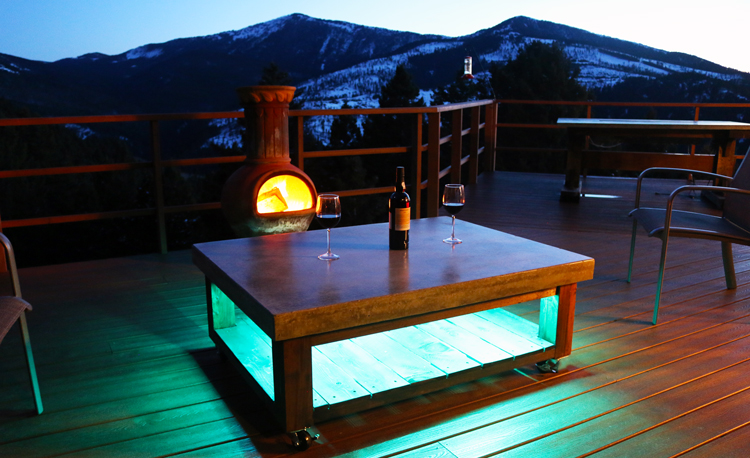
[257,175,313,214]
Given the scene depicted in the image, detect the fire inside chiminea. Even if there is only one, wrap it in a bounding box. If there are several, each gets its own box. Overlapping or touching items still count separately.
[221,86,317,237]
[256,174,313,214]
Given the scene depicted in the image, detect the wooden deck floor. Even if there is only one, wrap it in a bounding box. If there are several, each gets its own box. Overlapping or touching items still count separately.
[2,171,750,457]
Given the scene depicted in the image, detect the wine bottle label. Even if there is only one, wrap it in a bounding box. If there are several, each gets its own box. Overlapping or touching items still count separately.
[394,207,410,231]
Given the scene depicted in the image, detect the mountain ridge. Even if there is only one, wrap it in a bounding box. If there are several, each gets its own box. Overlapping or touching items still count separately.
[1,13,747,119]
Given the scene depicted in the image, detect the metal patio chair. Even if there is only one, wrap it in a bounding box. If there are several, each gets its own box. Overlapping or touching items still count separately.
[627,153,750,325]
[0,233,43,414]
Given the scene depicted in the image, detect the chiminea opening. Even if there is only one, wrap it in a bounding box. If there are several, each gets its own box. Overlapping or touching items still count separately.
[257,174,313,214]
[221,86,317,237]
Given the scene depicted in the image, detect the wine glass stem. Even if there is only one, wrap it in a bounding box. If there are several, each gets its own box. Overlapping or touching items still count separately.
[451,215,456,239]
[326,228,332,256]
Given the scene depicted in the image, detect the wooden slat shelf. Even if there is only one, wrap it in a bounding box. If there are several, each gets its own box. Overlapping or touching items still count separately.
[3,171,750,456]
[212,300,553,411]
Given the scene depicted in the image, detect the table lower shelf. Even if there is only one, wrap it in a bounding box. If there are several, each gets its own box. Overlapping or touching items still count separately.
[212,302,555,413]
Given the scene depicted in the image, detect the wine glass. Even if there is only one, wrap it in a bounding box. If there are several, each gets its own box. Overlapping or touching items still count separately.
[442,184,465,244]
[316,194,341,260]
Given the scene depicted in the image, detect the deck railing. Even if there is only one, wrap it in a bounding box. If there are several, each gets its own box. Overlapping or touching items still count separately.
[2,99,749,255]
[0,100,497,253]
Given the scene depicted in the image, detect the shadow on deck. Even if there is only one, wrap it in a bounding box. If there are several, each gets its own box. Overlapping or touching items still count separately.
[2,172,749,457]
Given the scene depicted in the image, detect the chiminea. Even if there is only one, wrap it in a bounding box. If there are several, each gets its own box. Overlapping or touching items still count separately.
[221,86,317,237]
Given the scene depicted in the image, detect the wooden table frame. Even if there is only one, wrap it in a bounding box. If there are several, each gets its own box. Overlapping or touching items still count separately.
[192,217,594,440]
[557,118,750,202]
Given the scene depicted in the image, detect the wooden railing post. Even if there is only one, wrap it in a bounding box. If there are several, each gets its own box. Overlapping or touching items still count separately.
[468,106,480,184]
[293,116,305,171]
[483,102,497,172]
[451,109,463,183]
[427,112,441,217]
[0,212,6,275]
[691,106,701,155]
[410,113,423,219]
[150,121,168,254]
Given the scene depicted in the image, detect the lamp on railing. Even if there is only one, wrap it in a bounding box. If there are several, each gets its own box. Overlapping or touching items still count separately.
[462,56,475,80]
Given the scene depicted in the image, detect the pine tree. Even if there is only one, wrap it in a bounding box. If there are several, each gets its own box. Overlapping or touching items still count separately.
[432,68,494,139]
[258,62,292,86]
[329,102,361,149]
[490,41,589,173]
[377,64,423,109]
[491,41,587,103]
[433,70,493,105]
[361,64,424,148]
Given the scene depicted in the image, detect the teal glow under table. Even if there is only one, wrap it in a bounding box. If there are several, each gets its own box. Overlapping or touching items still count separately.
[192,217,594,446]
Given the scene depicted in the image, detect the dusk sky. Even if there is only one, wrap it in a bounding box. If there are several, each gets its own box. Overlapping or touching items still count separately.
[1,0,748,72]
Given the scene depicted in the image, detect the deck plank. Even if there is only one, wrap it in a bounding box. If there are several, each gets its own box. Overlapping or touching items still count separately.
[311,346,370,406]
[447,313,545,357]
[590,383,750,457]
[384,326,481,374]
[416,320,514,366]
[679,423,750,457]
[476,307,553,349]
[350,332,448,383]
[479,337,750,457]
[315,339,410,395]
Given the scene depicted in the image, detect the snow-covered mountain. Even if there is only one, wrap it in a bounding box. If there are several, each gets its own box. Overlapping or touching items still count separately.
[1,14,747,148]
[292,15,745,111]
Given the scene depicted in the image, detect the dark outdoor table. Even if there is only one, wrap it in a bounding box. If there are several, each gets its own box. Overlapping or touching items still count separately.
[557,118,750,201]
[192,217,594,442]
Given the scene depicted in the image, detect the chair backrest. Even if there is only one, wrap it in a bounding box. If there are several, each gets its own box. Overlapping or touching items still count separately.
[0,233,21,297]
[0,234,26,344]
[724,153,750,231]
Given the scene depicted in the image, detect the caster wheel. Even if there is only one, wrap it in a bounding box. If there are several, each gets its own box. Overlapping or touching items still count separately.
[535,358,559,373]
[290,430,315,451]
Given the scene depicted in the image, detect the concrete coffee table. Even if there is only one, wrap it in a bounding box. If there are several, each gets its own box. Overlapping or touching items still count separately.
[192,217,594,449]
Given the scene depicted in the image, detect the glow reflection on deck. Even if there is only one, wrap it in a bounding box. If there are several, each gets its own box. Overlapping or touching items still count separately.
[583,194,621,199]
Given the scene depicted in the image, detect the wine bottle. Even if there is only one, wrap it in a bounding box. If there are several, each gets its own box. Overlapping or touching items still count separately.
[389,166,410,250]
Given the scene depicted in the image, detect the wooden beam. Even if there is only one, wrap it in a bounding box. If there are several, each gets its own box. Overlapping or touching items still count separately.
[410,113,423,219]
[150,121,167,255]
[451,110,463,183]
[427,112,441,217]
[468,106,481,184]
[484,102,497,172]
[272,337,314,432]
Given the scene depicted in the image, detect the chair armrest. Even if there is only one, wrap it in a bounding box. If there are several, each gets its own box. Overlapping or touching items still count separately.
[634,168,734,208]
[661,185,750,233]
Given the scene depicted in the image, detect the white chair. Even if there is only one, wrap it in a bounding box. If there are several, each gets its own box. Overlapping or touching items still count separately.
[0,233,43,414]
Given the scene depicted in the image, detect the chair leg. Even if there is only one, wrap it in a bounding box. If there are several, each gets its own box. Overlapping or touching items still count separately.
[721,242,737,290]
[653,235,670,325]
[19,312,43,414]
[627,219,638,283]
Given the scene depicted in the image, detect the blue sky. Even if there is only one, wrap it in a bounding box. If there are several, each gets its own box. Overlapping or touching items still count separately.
[1,0,748,72]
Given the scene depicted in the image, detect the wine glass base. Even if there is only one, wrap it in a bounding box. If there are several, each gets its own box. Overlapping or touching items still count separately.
[443,237,462,245]
[318,253,340,261]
